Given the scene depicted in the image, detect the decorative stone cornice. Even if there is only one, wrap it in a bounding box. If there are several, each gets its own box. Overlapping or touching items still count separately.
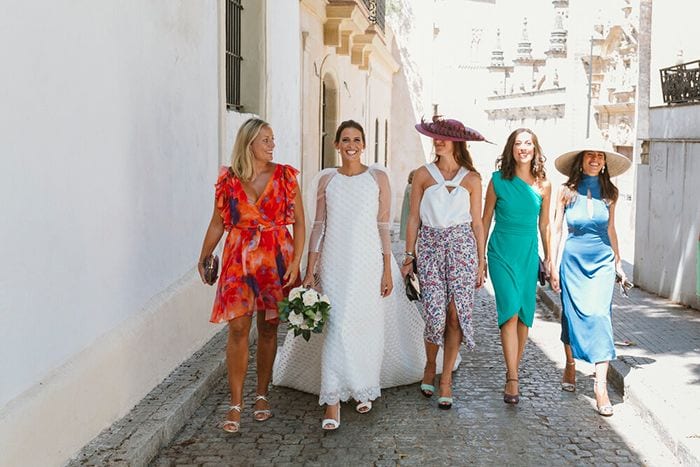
[323,0,397,72]
[485,103,565,121]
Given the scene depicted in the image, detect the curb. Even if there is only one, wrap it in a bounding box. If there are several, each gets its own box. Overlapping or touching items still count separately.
[536,287,698,466]
[67,328,229,467]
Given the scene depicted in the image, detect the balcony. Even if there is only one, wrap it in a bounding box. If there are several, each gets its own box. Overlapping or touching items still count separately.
[660,60,700,105]
[324,0,391,71]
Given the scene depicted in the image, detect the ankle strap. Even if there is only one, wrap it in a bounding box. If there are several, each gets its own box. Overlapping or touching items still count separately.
[228,404,242,412]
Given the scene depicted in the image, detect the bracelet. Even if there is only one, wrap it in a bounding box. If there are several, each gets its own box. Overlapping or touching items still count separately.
[404,251,416,258]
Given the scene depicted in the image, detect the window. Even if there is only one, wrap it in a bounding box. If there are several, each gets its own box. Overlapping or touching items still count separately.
[384,119,389,166]
[374,118,379,163]
[225,0,243,110]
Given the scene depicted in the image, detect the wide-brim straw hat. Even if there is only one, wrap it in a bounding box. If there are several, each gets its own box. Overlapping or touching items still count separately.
[415,115,491,143]
[554,138,631,177]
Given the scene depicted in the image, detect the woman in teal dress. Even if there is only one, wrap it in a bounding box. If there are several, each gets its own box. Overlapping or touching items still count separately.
[549,141,630,416]
[482,128,551,404]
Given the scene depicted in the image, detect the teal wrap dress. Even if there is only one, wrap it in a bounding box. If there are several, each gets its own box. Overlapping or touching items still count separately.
[487,171,543,327]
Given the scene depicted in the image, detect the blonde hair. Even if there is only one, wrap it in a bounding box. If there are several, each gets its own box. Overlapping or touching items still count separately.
[230,118,270,182]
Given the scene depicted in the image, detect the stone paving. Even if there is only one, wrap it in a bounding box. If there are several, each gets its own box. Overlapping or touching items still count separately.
[538,280,700,465]
[150,288,674,466]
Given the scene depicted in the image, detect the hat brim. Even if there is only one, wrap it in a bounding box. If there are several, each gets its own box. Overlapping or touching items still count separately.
[415,123,469,141]
[554,147,631,177]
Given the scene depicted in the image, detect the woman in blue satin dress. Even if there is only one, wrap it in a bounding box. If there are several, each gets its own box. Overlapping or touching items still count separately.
[549,141,630,417]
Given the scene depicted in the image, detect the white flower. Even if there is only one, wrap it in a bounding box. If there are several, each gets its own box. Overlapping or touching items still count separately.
[320,294,330,304]
[302,290,320,306]
[314,311,323,323]
[300,322,310,330]
[288,312,304,326]
[289,286,305,301]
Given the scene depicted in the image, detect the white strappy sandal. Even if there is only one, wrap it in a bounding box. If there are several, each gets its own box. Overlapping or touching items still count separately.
[594,380,613,416]
[222,404,242,433]
[561,361,576,392]
[355,401,372,414]
[253,394,273,422]
[321,404,340,430]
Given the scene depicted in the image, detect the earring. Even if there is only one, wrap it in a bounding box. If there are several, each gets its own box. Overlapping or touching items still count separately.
[579,166,583,172]
[602,165,606,173]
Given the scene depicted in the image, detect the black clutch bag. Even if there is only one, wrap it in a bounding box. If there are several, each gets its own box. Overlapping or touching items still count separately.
[405,260,421,301]
[537,257,549,286]
[202,254,219,285]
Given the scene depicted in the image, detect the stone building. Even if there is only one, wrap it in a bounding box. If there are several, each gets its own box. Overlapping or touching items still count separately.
[482,0,639,253]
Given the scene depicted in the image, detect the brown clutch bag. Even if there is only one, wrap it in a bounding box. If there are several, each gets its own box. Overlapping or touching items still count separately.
[202,255,219,285]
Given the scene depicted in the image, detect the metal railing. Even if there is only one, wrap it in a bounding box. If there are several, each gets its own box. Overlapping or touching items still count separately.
[362,0,386,33]
[660,60,700,105]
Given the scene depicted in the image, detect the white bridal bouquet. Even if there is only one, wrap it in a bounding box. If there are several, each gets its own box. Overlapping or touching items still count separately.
[277,286,331,341]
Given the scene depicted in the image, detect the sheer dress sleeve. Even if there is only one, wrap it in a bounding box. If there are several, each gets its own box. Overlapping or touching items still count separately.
[308,171,336,253]
[369,167,392,255]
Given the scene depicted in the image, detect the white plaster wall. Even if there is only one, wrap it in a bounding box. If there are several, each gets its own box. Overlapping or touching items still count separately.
[223,1,301,169]
[266,1,302,169]
[0,1,222,464]
[634,106,700,309]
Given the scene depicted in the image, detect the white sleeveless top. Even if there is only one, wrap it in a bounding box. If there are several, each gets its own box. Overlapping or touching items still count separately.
[419,163,472,228]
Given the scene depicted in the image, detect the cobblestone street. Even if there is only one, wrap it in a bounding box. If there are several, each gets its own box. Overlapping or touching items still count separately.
[151,287,675,466]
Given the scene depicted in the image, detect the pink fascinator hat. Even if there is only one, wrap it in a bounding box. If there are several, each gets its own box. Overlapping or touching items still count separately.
[415,115,492,143]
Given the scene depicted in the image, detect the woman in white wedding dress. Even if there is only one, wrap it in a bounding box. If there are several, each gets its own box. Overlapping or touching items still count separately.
[273,120,440,430]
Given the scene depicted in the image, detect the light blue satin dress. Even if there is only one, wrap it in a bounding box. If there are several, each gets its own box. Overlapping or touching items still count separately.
[559,175,616,363]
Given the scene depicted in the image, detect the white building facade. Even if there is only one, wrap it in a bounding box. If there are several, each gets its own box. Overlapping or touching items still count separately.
[0,2,301,465]
[634,0,700,309]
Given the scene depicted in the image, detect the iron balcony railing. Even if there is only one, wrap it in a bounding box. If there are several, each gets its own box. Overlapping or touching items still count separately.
[660,59,700,105]
[362,0,386,34]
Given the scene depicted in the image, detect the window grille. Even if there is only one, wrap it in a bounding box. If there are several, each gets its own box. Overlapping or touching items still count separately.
[225,0,243,110]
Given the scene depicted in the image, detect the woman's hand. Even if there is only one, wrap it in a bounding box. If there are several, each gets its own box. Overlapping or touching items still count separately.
[381,269,393,297]
[301,271,315,289]
[550,269,561,294]
[400,259,414,279]
[475,260,486,288]
[282,259,301,288]
[615,261,627,285]
[197,261,208,285]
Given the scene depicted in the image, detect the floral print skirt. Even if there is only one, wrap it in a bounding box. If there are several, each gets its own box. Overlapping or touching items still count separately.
[417,223,477,349]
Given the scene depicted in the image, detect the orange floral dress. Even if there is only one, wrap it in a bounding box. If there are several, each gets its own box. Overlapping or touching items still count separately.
[210,163,300,324]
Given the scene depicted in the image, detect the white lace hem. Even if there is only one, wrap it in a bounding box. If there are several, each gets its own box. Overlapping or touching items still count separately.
[319,386,381,406]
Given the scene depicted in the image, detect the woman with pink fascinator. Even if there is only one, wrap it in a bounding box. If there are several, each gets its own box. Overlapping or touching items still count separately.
[401,115,488,410]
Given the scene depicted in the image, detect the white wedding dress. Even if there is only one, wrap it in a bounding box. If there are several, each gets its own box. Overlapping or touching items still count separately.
[273,166,456,405]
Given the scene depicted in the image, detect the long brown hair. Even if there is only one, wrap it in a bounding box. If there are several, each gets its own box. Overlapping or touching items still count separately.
[563,152,619,204]
[434,141,480,177]
[496,128,546,180]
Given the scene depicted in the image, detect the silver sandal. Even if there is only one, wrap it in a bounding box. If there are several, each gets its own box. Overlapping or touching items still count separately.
[222,404,242,433]
[253,394,273,422]
[561,361,576,392]
[594,380,613,416]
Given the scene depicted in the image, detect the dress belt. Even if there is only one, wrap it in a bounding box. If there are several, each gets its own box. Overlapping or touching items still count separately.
[233,225,287,275]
